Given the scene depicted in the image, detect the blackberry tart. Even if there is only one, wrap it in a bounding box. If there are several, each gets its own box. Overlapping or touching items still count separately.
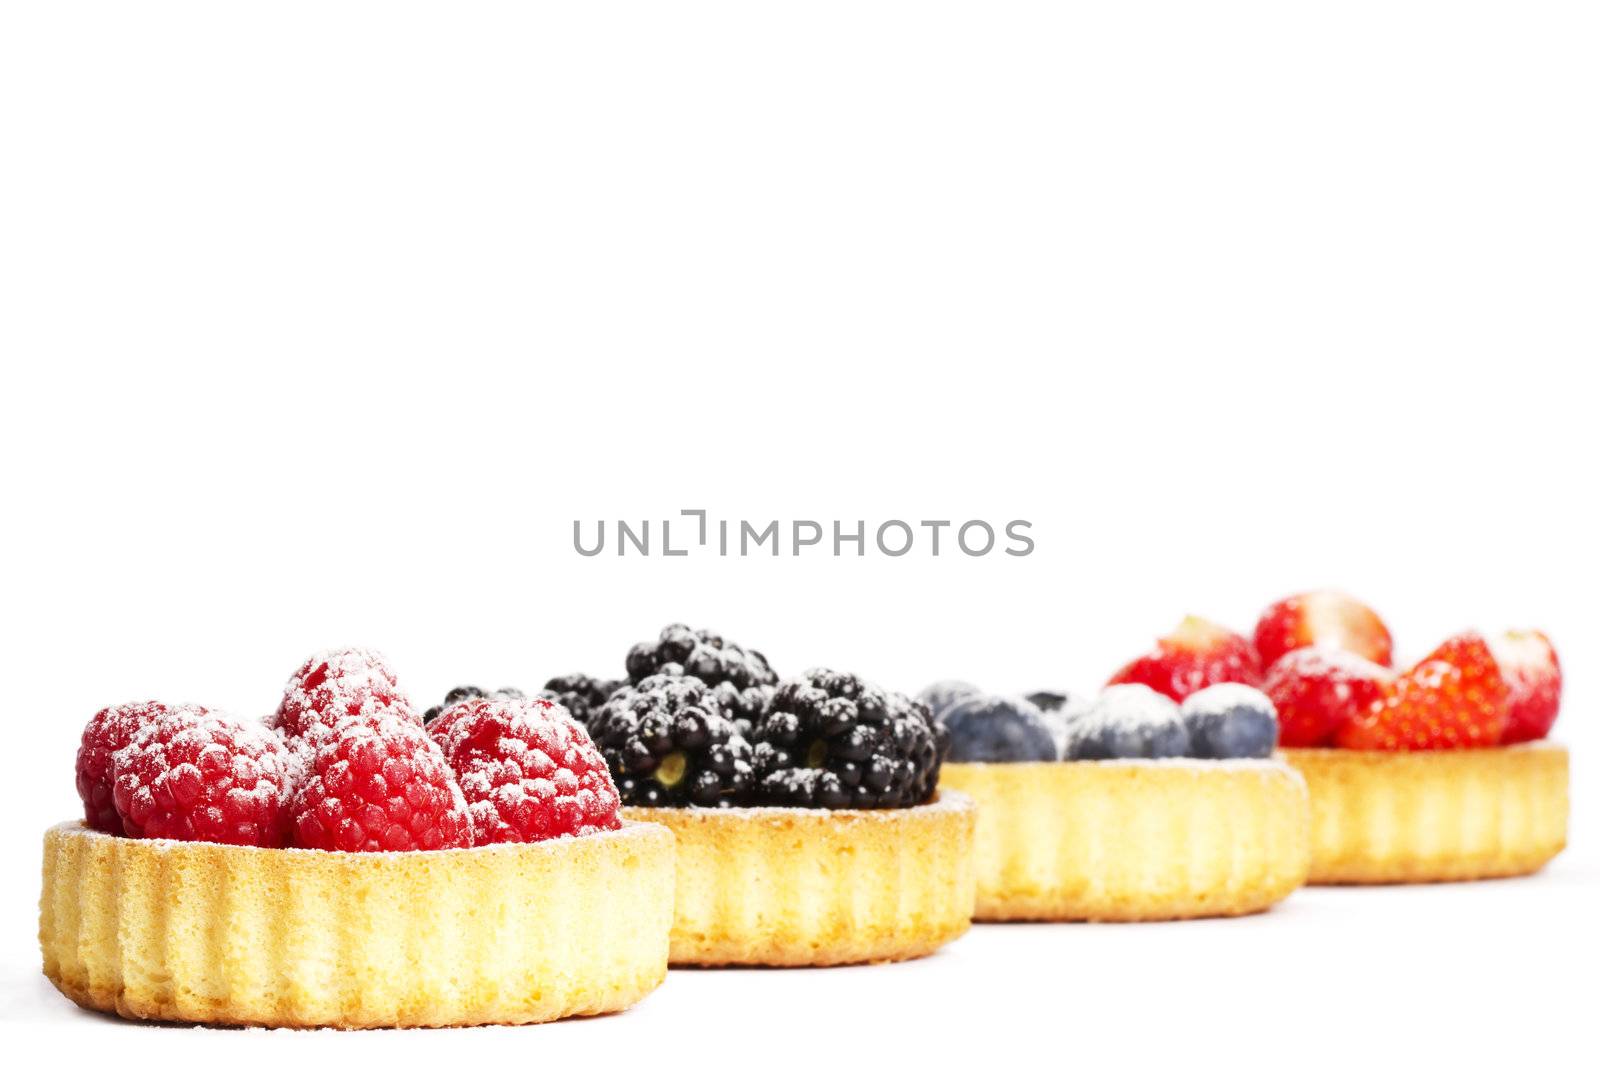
[932,680,1309,922]
[596,639,975,967]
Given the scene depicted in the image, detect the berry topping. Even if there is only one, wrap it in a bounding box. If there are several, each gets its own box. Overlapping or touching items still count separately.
[589,675,756,806]
[76,701,183,833]
[1338,633,1511,751]
[1025,689,1090,757]
[422,685,527,724]
[430,699,622,843]
[625,623,777,690]
[1064,684,1190,759]
[916,679,984,719]
[1180,683,1279,759]
[275,648,418,741]
[1489,630,1563,743]
[536,674,627,725]
[1107,616,1262,702]
[752,669,945,809]
[1254,591,1394,669]
[1262,646,1396,747]
[111,708,293,846]
[940,694,1058,763]
[289,716,472,852]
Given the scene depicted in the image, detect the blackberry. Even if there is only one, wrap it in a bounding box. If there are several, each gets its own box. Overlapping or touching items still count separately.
[537,673,625,725]
[589,674,755,806]
[422,685,525,724]
[753,669,946,809]
[625,623,777,690]
[711,680,775,733]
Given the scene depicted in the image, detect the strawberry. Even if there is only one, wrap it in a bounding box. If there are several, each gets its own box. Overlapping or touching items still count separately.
[1107,616,1262,702]
[1338,632,1510,750]
[1488,629,1562,743]
[1254,590,1393,669]
[1263,647,1396,747]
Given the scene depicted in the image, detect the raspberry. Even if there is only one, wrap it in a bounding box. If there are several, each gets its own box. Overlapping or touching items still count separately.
[290,716,472,852]
[76,701,191,833]
[274,647,418,741]
[112,709,293,846]
[430,699,622,843]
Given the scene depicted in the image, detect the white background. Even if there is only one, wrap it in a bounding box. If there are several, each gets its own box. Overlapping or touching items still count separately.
[1,1,1596,1063]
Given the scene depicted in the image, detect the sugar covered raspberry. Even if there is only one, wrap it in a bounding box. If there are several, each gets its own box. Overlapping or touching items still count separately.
[290,716,472,852]
[274,647,419,741]
[112,709,293,846]
[430,699,621,844]
[76,701,192,833]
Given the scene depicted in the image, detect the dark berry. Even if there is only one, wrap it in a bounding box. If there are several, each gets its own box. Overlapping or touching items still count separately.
[1026,689,1090,758]
[625,623,777,690]
[941,694,1058,762]
[753,669,945,809]
[917,679,984,720]
[537,673,625,725]
[1181,683,1279,759]
[1064,684,1191,759]
[589,674,755,806]
[423,685,526,724]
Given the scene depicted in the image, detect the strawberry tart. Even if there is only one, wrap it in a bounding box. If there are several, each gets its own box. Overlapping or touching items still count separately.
[1256,592,1568,883]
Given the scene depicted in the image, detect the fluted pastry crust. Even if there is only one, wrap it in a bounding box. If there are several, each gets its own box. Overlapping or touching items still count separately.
[1282,742,1568,884]
[39,820,675,1028]
[940,760,1310,921]
[623,792,976,966]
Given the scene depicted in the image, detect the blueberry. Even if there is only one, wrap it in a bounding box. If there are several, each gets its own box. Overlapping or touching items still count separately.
[941,694,1058,762]
[1181,683,1278,759]
[1065,684,1190,759]
[917,679,984,720]
[1023,690,1090,758]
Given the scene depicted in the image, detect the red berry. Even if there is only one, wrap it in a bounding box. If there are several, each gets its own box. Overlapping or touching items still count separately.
[1107,616,1262,702]
[274,647,418,741]
[76,701,190,833]
[1263,647,1396,747]
[112,708,293,846]
[1488,629,1562,743]
[431,699,622,844]
[290,716,472,852]
[1254,590,1393,669]
[1338,632,1511,751]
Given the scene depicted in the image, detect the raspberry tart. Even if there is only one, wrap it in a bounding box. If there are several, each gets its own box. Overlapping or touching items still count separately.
[41,650,674,1029]
[581,625,975,967]
[1257,593,1569,883]
[932,666,1310,922]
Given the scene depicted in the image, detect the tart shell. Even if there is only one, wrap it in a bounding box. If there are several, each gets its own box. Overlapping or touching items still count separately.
[39,820,676,1028]
[940,759,1310,921]
[622,791,976,966]
[1281,742,1569,884]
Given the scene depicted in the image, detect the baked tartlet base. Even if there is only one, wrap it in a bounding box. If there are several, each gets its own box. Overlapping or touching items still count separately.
[39,820,675,1028]
[940,759,1310,921]
[622,791,976,966]
[1281,742,1568,884]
